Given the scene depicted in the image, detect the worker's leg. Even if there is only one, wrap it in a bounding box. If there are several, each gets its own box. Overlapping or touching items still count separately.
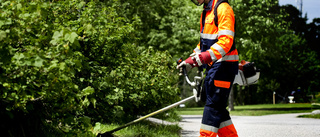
[199,106,220,137]
[217,109,238,137]
[200,88,238,137]
[199,62,238,137]
[218,122,238,137]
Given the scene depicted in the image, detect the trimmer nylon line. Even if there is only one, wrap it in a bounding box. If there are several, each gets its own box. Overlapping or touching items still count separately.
[101,95,195,135]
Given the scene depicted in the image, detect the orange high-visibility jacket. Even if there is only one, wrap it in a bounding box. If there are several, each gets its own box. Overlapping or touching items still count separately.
[194,0,238,65]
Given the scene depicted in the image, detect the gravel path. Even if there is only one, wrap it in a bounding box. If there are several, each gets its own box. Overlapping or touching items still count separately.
[179,113,320,137]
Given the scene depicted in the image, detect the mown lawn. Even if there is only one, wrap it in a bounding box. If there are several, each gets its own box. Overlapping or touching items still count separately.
[96,103,319,136]
[298,114,320,119]
[94,120,181,137]
[177,103,316,116]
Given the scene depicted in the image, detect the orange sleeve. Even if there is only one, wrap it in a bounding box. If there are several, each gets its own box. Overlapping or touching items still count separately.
[216,3,235,54]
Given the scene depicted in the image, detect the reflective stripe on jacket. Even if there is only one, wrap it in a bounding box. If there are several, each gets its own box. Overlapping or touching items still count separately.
[194,0,238,64]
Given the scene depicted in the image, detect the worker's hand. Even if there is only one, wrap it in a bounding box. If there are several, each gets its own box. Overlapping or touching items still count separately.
[191,51,213,66]
[189,52,203,67]
[177,51,212,75]
[176,57,198,75]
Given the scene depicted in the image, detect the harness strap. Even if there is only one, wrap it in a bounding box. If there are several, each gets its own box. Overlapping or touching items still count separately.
[213,0,236,52]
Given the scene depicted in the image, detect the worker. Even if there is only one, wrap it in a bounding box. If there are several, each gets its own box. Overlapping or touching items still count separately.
[177,0,238,136]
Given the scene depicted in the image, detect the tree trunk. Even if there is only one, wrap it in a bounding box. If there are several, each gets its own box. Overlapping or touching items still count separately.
[238,86,244,105]
[183,77,187,98]
[228,85,235,111]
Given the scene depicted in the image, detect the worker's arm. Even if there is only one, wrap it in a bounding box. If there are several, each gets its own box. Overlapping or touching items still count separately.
[193,42,201,53]
[178,3,235,71]
[206,3,235,62]
[190,3,235,65]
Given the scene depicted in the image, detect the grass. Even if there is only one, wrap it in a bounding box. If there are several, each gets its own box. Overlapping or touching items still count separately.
[94,120,181,137]
[93,103,319,137]
[177,103,316,116]
[298,114,320,119]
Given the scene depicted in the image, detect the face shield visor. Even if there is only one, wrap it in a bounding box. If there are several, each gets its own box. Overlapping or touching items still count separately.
[190,0,202,6]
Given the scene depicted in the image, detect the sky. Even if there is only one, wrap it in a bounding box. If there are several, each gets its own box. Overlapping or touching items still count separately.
[279,0,320,23]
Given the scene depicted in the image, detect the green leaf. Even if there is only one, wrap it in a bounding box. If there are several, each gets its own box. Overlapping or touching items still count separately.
[16,3,22,10]
[93,122,102,133]
[64,32,78,44]
[5,18,12,25]
[91,98,97,108]
[53,30,63,39]
[3,83,10,88]
[49,60,58,70]
[50,30,63,45]
[69,32,78,43]
[0,20,4,28]
[82,86,95,96]
[59,62,66,70]
[83,97,90,107]
[13,53,25,60]
[33,56,44,67]
[0,30,6,41]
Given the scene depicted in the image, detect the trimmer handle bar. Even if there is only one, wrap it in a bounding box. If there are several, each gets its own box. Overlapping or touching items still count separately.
[176,58,203,87]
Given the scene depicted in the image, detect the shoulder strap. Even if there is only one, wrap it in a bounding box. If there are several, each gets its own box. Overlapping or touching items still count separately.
[213,0,236,52]
[214,0,229,27]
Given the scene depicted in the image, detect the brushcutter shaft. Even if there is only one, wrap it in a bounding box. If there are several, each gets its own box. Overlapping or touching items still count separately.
[98,95,195,136]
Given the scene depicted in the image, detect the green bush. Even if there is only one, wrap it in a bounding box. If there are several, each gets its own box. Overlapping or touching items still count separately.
[0,0,179,136]
[314,92,320,103]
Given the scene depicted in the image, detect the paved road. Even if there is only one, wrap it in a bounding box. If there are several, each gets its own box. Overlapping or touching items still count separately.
[179,113,320,137]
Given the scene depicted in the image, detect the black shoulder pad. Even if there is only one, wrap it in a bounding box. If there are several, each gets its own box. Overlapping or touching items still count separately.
[214,0,229,27]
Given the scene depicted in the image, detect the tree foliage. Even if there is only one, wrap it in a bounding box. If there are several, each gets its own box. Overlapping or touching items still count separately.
[117,0,202,58]
[0,0,179,136]
[229,0,320,104]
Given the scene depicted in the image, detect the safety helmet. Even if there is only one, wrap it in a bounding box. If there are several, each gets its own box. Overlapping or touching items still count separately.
[190,0,202,6]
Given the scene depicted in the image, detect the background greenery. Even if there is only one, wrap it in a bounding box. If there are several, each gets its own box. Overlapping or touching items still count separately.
[0,0,179,136]
[0,0,319,136]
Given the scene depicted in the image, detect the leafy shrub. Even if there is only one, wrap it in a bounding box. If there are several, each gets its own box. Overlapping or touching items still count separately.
[0,0,179,136]
[314,92,320,103]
